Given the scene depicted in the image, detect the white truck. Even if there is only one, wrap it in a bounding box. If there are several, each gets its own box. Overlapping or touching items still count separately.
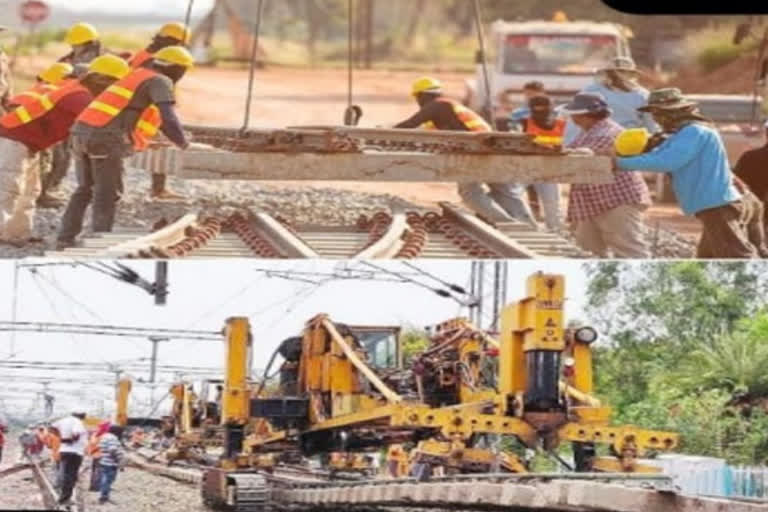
[465,18,633,129]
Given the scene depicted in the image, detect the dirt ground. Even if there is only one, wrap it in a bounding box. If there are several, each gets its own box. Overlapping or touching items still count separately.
[175,66,701,240]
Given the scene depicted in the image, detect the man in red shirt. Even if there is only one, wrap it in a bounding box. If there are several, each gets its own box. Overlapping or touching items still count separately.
[0,55,129,246]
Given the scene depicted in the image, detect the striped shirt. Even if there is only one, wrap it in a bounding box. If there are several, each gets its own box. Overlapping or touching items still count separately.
[566,118,651,222]
[98,433,122,467]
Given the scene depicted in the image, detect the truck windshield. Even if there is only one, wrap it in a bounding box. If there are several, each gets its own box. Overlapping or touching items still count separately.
[503,34,619,74]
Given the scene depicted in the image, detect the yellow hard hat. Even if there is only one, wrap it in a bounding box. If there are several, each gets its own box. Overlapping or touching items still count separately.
[158,22,190,43]
[87,55,130,80]
[411,77,443,97]
[65,22,100,46]
[153,45,195,69]
[614,128,650,156]
[38,62,74,85]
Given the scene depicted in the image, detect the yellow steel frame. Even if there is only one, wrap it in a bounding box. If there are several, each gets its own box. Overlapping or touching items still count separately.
[222,317,251,425]
[115,377,132,427]
[236,272,680,475]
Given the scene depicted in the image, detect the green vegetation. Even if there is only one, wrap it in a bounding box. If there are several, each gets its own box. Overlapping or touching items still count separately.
[585,261,768,465]
[399,327,429,366]
[685,22,760,73]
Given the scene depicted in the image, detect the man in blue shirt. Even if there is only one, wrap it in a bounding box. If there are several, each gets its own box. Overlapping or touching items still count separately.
[615,88,757,258]
[564,57,657,146]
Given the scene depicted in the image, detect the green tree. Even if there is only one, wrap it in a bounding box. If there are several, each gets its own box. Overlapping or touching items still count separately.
[584,261,768,464]
[400,327,430,366]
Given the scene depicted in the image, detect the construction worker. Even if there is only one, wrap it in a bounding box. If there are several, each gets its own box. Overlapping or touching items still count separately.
[48,22,118,202]
[564,93,651,258]
[130,22,189,68]
[129,22,190,201]
[87,421,110,491]
[564,57,657,145]
[395,77,532,224]
[734,119,768,231]
[7,62,75,210]
[53,409,88,507]
[733,176,768,257]
[515,94,567,230]
[0,26,12,114]
[60,22,103,66]
[97,425,124,504]
[0,55,130,247]
[42,425,62,489]
[615,88,758,258]
[7,63,73,109]
[507,80,546,131]
[57,46,194,250]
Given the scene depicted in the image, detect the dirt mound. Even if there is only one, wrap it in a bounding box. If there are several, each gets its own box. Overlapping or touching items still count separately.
[669,54,760,94]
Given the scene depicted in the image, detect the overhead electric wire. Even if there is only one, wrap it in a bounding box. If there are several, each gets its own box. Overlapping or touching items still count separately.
[400,261,469,295]
[39,270,104,322]
[0,321,222,340]
[359,262,473,306]
[26,269,94,363]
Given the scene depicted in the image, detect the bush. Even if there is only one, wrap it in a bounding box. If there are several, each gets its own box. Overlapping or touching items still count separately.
[697,43,748,73]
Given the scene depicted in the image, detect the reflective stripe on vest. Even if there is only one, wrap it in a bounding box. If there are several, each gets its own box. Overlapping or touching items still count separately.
[77,68,159,128]
[8,83,58,109]
[435,97,491,132]
[129,49,153,69]
[0,82,88,130]
[132,105,162,151]
[524,118,565,145]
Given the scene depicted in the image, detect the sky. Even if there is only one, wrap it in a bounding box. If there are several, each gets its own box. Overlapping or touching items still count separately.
[0,259,595,421]
[43,0,215,15]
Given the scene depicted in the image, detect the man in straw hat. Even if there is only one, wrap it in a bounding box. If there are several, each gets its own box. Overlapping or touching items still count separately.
[563,56,657,145]
[615,88,758,258]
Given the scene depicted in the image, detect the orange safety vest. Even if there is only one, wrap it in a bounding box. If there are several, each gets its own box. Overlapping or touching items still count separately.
[523,117,565,146]
[76,68,164,150]
[420,97,491,132]
[8,83,58,110]
[129,49,153,69]
[88,433,102,458]
[0,81,89,130]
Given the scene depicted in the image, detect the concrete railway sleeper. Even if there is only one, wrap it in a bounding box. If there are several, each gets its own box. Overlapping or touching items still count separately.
[45,205,587,260]
[118,450,768,512]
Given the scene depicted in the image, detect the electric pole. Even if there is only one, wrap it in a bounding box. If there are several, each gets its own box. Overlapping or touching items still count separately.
[155,262,168,306]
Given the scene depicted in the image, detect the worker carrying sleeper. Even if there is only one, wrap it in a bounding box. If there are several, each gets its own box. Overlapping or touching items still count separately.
[56,45,195,251]
[394,77,534,225]
[0,55,130,247]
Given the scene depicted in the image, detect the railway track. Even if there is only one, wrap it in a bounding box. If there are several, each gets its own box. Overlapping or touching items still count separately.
[123,450,768,512]
[27,458,85,512]
[46,203,588,260]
